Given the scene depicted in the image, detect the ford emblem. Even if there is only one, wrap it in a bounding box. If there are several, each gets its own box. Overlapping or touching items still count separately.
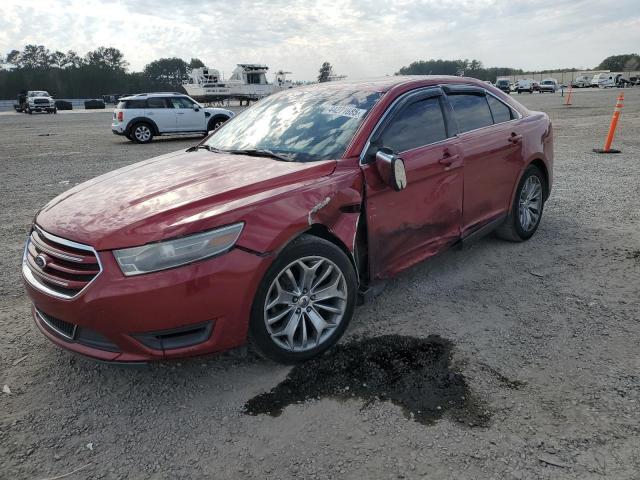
[35,254,47,269]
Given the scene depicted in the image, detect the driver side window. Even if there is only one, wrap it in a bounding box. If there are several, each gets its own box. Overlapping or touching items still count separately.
[380,96,447,153]
[170,97,194,109]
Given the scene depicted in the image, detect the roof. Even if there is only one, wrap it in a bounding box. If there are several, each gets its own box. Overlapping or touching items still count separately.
[294,75,486,93]
[119,92,186,100]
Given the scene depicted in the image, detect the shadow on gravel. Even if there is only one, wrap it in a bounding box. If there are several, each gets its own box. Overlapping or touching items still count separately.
[244,335,490,426]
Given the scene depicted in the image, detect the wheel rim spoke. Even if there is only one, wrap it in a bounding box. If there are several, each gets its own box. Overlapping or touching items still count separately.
[312,276,346,302]
[267,305,294,325]
[306,307,330,346]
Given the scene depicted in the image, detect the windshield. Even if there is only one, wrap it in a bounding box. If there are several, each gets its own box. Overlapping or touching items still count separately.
[542,80,554,85]
[29,91,49,97]
[205,88,382,162]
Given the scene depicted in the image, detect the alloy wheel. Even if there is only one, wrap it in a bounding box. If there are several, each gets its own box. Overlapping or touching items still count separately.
[518,175,543,232]
[264,256,347,352]
[134,125,151,142]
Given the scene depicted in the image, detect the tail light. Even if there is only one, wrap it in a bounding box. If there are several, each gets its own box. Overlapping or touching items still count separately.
[117,111,123,122]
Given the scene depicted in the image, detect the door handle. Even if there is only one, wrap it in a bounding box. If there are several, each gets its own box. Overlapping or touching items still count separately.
[508,133,523,143]
[176,112,185,115]
[439,152,459,167]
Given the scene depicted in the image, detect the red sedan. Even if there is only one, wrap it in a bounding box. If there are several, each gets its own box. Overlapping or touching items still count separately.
[23,76,553,364]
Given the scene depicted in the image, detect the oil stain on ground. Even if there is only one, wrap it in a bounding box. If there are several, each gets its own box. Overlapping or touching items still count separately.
[244,335,490,426]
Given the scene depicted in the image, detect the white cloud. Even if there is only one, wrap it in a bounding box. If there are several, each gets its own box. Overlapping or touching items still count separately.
[1,0,639,80]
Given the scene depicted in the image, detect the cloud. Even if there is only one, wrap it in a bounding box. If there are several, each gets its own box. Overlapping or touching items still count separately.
[1,0,639,80]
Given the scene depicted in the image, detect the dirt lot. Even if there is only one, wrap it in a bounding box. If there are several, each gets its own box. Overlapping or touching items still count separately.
[1,88,639,479]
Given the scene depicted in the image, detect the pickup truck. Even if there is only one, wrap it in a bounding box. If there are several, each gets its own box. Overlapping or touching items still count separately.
[14,91,57,114]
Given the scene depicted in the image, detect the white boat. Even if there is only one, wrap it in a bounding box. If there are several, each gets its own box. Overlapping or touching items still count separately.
[183,64,293,101]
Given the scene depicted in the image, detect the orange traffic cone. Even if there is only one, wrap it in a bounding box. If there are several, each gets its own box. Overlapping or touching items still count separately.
[593,92,624,154]
[564,84,573,106]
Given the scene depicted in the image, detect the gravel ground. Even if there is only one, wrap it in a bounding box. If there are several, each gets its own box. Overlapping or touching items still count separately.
[1,88,639,480]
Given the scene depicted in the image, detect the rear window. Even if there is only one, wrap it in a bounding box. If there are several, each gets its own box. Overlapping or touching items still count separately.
[146,97,168,108]
[117,100,147,109]
[486,95,513,124]
[448,94,494,133]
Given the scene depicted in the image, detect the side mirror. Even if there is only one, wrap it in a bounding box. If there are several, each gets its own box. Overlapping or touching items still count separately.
[193,104,200,111]
[375,148,407,192]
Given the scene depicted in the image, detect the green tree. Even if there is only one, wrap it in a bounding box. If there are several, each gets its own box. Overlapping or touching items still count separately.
[596,54,640,71]
[318,62,333,82]
[85,47,128,71]
[189,58,205,69]
[396,58,524,82]
[17,45,51,69]
[64,50,84,69]
[143,57,189,89]
[51,51,68,68]
[5,49,20,65]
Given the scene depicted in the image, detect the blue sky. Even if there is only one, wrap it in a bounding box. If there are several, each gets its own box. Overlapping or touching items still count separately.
[1,0,639,80]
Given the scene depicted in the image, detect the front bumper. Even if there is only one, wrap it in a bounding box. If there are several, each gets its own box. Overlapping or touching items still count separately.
[29,104,56,112]
[24,246,270,362]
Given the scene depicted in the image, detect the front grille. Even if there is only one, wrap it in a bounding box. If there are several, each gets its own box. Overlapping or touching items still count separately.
[34,99,50,104]
[36,309,76,340]
[24,226,101,298]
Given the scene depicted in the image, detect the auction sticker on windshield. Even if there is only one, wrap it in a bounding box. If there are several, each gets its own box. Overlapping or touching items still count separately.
[323,105,367,119]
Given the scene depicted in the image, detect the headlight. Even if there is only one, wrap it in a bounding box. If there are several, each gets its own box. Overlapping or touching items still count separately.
[113,223,244,276]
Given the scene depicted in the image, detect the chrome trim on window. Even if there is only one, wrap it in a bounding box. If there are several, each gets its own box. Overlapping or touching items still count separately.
[22,226,103,300]
[359,86,442,165]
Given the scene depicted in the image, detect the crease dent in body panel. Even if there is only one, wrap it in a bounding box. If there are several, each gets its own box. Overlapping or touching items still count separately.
[307,196,332,225]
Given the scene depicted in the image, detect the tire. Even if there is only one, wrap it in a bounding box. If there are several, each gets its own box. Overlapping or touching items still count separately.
[207,115,229,132]
[496,165,546,242]
[248,234,357,364]
[130,123,154,144]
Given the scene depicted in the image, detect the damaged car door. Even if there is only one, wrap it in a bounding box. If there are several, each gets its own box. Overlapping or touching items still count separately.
[361,88,463,279]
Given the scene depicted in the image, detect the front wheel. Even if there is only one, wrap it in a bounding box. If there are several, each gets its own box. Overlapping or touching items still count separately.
[248,235,357,364]
[207,115,229,133]
[496,165,546,242]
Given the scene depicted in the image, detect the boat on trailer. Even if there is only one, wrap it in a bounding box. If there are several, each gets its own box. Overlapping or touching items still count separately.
[183,64,293,102]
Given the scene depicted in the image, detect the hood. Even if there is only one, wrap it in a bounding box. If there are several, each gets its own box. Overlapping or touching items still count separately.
[29,96,53,101]
[204,107,234,116]
[37,150,336,250]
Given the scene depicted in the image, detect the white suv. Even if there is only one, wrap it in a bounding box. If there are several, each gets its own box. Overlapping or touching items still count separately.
[515,79,534,94]
[111,93,234,143]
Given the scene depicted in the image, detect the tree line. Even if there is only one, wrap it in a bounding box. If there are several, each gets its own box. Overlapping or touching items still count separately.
[3,44,638,100]
[395,55,640,81]
[0,45,206,99]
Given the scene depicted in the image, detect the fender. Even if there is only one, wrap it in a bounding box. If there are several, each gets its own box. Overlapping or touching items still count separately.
[236,163,363,259]
[125,117,159,135]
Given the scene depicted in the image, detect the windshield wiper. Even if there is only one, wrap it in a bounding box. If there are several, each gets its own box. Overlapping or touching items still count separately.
[226,149,295,162]
[187,144,223,153]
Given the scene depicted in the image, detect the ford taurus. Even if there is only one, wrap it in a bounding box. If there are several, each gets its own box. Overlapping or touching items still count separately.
[22,76,553,364]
